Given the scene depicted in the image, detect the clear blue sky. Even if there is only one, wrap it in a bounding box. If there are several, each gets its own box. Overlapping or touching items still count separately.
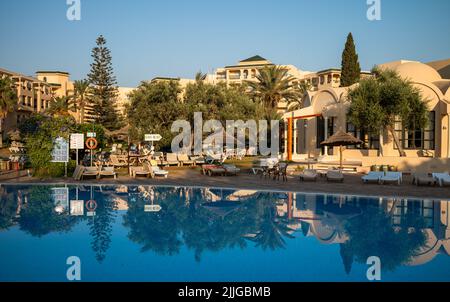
[0,0,449,87]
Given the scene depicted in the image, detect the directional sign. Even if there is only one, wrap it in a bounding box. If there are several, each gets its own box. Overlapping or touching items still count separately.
[70,134,85,150]
[144,205,162,212]
[51,137,69,163]
[87,132,97,138]
[145,134,162,142]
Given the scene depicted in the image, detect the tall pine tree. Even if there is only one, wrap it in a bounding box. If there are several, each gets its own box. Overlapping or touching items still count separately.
[340,33,361,87]
[87,35,121,130]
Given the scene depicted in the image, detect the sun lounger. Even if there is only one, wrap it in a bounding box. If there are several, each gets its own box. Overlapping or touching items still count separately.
[432,173,450,187]
[412,173,436,186]
[327,170,344,182]
[202,164,226,176]
[166,153,180,166]
[177,153,194,166]
[153,152,168,166]
[223,164,240,176]
[73,165,85,180]
[149,161,169,178]
[299,169,318,182]
[82,166,99,180]
[362,172,384,184]
[109,155,128,168]
[132,165,151,178]
[98,167,118,179]
[380,172,402,185]
[190,156,206,165]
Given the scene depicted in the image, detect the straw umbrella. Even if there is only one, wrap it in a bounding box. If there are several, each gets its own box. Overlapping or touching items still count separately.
[320,130,362,171]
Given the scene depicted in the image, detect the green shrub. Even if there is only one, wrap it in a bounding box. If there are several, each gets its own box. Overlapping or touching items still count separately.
[77,123,107,149]
[24,116,77,178]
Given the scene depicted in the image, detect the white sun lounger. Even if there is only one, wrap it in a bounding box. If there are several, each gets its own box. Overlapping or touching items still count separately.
[299,169,318,182]
[223,164,240,176]
[380,172,402,185]
[149,161,169,178]
[362,172,384,184]
[327,170,344,182]
[432,173,450,187]
[166,153,180,166]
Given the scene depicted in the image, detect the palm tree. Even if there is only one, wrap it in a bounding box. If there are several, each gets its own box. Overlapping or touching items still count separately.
[73,79,91,124]
[195,71,207,82]
[287,81,312,111]
[0,77,17,147]
[46,96,74,117]
[246,66,300,112]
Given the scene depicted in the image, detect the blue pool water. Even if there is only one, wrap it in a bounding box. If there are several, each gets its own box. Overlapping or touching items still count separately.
[0,184,449,282]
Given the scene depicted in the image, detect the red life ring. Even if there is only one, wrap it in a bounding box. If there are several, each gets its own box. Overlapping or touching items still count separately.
[86,138,98,150]
[86,200,97,212]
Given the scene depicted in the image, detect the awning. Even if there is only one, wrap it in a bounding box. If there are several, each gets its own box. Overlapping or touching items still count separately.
[283,106,321,120]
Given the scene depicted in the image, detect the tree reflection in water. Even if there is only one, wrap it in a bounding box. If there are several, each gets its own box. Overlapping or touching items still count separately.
[0,186,19,230]
[18,186,79,237]
[87,193,118,263]
[124,188,296,261]
[0,185,436,273]
[342,206,427,272]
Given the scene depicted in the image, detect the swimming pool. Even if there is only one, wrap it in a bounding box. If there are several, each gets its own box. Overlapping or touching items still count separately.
[0,184,449,282]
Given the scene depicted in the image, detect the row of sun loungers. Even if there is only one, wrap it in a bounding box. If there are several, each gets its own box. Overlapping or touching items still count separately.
[299,169,344,182]
[362,171,403,185]
[74,160,170,180]
[362,171,450,186]
[73,166,118,180]
[201,164,241,176]
[131,161,169,179]
[107,153,205,168]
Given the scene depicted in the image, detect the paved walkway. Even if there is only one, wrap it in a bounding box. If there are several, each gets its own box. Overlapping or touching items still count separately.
[1,167,449,200]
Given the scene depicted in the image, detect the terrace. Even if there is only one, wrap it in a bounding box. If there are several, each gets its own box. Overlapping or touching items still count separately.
[1,162,448,200]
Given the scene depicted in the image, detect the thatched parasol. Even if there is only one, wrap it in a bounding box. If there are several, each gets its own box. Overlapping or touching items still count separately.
[320,130,363,171]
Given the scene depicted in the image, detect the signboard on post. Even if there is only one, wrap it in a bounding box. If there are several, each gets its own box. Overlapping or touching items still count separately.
[70,200,84,216]
[52,187,69,210]
[51,137,69,163]
[87,132,97,138]
[144,204,162,212]
[144,134,162,142]
[70,133,84,166]
[70,134,85,150]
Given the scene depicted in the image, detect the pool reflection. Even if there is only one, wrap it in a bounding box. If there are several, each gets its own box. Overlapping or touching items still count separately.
[1,185,449,275]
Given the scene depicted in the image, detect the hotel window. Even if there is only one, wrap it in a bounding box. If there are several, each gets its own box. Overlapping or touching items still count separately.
[320,76,324,85]
[327,75,332,84]
[394,111,435,150]
[346,122,380,149]
[316,117,325,149]
[243,70,249,79]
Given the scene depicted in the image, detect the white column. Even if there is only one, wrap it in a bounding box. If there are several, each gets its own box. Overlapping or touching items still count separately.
[324,117,329,156]
[379,130,384,156]
[447,114,450,158]
[293,120,297,156]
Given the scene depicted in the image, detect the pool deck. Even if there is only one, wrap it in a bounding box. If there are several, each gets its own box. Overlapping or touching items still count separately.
[1,167,449,200]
